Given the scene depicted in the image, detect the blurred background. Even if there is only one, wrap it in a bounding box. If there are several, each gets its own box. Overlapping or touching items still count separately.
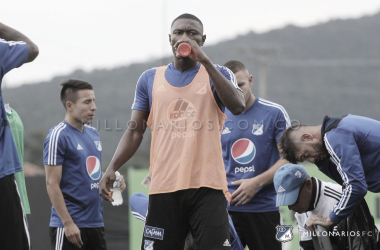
[2,0,380,249]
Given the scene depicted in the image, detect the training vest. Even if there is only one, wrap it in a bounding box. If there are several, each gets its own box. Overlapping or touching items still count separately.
[147,65,228,195]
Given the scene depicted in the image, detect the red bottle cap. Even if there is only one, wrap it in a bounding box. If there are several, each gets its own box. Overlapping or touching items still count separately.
[178,43,191,57]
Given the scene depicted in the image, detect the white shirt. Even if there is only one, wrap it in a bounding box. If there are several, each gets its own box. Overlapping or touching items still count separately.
[295,177,342,242]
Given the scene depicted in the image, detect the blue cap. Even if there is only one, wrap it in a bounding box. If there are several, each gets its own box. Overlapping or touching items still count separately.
[274,163,308,207]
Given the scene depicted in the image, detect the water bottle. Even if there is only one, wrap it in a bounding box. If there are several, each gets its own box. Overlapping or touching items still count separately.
[111,171,123,206]
[178,42,191,57]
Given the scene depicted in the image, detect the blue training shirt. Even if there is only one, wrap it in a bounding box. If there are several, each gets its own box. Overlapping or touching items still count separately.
[0,39,29,179]
[316,114,380,224]
[43,120,104,227]
[222,97,290,212]
[129,192,244,250]
[131,62,239,112]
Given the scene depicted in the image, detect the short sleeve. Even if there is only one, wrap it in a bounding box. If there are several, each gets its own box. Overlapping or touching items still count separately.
[43,128,66,166]
[131,68,155,112]
[211,65,242,111]
[0,39,29,74]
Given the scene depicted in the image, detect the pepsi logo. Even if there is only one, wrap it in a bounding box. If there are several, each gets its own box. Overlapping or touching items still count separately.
[231,139,256,164]
[86,156,101,180]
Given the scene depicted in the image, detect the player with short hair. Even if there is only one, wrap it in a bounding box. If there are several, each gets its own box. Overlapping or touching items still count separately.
[99,13,245,250]
[43,79,125,250]
[278,115,380,230]
[0,22,38,250]
[222,60,290,249]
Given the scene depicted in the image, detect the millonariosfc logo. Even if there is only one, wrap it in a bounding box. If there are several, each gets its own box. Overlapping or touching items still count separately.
[276,225,294,242]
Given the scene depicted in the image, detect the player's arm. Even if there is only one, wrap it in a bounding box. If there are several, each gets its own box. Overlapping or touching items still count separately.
[173,39,245,115]
[308,131,367,229]
[231,110,291,205]
[45,164,83,248]
[0,22,39,62]
[231,158,289,205]
[99,110,149,201]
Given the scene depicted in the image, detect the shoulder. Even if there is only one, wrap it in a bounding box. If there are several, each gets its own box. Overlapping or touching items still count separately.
[257,98,290,121]
[46,122,68,139]
[138,67,157,83]
[44,122,69,151]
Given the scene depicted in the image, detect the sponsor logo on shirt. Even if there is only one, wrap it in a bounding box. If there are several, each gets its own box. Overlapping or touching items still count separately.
[234,165,255,174]
[276,225,294,242]
[144,226,164,240]
[156,85,166,92]
[231,139,256,164]
[77,144,83,150]
[222,127,231,134]
[86,156,102,180]
[167,98,196,121]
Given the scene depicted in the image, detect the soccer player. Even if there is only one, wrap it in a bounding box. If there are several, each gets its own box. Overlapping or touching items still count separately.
[0,22,38,250]
[43,79,125,250]
[222,60,290,249]
[278,114,380,229]
[99,13,245,249]
[274,163,379,249]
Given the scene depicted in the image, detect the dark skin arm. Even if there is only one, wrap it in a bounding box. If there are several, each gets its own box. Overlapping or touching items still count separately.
[0,22,39,62]
[99,110,149,200]
[173,38,245,115]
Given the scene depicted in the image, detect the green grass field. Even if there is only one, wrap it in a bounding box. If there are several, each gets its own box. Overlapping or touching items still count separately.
[128,163,380,250]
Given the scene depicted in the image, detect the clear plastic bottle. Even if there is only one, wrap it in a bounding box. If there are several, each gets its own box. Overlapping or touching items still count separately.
[111,171,123,206]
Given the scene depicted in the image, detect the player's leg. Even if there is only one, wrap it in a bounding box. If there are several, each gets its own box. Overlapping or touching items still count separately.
[0,174,31,250]
[50,227,85,250]
[189,187,231,250]
[141,192,189,250]
[244,211,282,250]
[228,211,247,247]
[82,227,107,250]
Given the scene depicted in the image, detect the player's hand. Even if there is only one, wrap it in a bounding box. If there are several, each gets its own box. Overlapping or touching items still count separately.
[64,222,83,248]
[173,38,208,63]
[230,178,260,206]
[118,174,126,192]
[306,214,334,231]
[99,168,116,202]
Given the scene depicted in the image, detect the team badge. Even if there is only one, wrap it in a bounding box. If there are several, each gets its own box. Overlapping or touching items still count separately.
[144,240,154,250]
[252,122,264,135]
[231,139,256,164]
[275,225,294,242]
[94,141,102,151]
[194,82,207,95]
[86,156,102,180]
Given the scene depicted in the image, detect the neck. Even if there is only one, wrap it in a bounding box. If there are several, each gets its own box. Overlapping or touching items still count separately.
[65,114,84,132]
[243,94,256,112]
[307,177,317,211]
[173,57,198,72]
[312,125,323,142]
